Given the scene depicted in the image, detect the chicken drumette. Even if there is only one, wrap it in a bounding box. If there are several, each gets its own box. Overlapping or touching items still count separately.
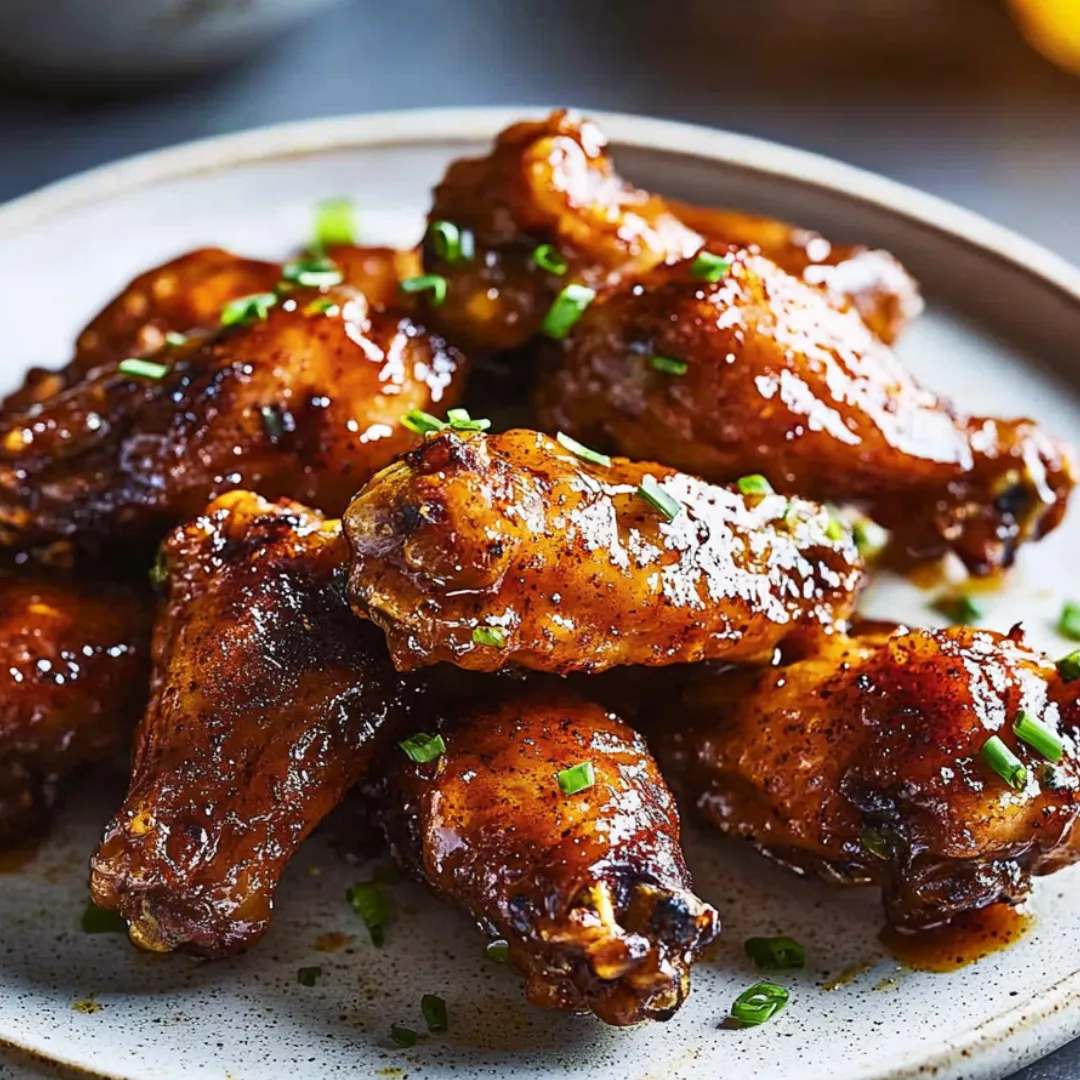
[658,624,1080,930]
[0,570,151,843]
[420,110,920,352]
[90,491,422,957]
[534,252,1075,574]
[377,687,718,1025]
[344,428,862,674]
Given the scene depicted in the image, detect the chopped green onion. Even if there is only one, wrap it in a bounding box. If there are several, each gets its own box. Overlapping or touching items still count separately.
[981,734,1028,791]
[486,940,510,964]
[1058,650,1080,683]
[148,550,168,589]
[649,355,688,376]
[303,297,341,318]
[421,993,448,1033]
[540,284,596,340]
[220,291,278,328]
[1013,710,1064,762]
[80,901,127,934]
[390,1025,418,1048]
[280,256,344,289]
[824,507,847,542]
[164,331,188,347]
[260,405,287,439]
[428,221,474,265]
[637,475,680,521]
[533,244,568,276]
[934,594,983,626]
[399,274,448,306]
[401,409,448,435]
[557,761,595,796]
[860,826,898,861]
[730,981,789,1026]
[1059,601,1080,641]
[853,516,889,559]
[346,880,389,946]
[690,251,732,282]
[314,197,357,248]
[446,407,491,432]
[744,936,806,971]
[400,732,447,764]
[737,474,774,497]
[472,626,507,649]
[118,358,168,380]
[556,431,611,467]
[297,966,322,987]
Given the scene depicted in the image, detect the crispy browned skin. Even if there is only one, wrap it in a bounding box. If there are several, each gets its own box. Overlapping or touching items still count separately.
[0,571,151,843]
[378,689,718,1025]
[90,491,418,957]
[658,625,1080,930]
[534,252,1076,574]
[344,428,862,674]
[422,110,701,352]
[2,248,282,414]
[422,109,920,352]
[668,202,922,343]
[0,284,466,556]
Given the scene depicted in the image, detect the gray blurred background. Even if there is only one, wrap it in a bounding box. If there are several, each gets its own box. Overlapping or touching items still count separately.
[1,1,1079,1077]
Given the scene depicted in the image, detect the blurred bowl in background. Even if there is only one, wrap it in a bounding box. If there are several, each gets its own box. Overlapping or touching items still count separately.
[0,0,345,87]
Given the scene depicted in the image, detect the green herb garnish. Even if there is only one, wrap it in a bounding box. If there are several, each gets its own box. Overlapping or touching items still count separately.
[314,197,357,248]
[280,255,343,289]
[428,221,474,265]
[533,244,568,276]
[446,408,491,432]
[1013,710,1064,762]
[220,292,278,328]
[934,594,983,626]
[390,1025,418,1048]
[637,475,680,520]
[540,284,596,340]
[472,626,507,649]
[980,734,1028,791]
[486,940,510,964]
[399,274,448,306]
[1059,601,1080,641]
[557,761,595,796]
[421,993,448,1033]
[164,331,188,347]
[556,431,611,467]
[853,516,889,559]
[80,901,127,934]
[744,936,805,971]
[690,251,731,282]
[399,732,447,764]
[1058,650,1080,683]
[401,409,448,435]
[260,405,287,439]
[297,966,322,986]
[730,981,789,1026]
[737,474,774,497]
[346,880,390,946]
[117,358,168,380]
[649,355,688,376]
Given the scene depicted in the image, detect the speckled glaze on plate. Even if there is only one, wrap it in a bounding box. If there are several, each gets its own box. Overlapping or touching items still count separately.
[1,109,1079,1080]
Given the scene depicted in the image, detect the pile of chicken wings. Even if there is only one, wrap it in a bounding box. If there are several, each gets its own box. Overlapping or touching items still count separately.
[3,111,1079,1029]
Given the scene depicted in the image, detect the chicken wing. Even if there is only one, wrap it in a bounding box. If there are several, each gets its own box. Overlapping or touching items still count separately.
[0,570,150,843]
[344,428,862,674]
[0,283,467,556]
[90,491,419,957]
[533,252,1075,574]
[667,202,922,344]
[658,624,1080,930]
[377,688,719,1025]
[421,110,920,352]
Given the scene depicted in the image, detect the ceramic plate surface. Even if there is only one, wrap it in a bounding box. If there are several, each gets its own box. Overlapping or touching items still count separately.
[1,108,1080,1080]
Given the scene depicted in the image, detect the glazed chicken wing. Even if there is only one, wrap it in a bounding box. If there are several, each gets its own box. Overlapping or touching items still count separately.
[377,688,718,1025]
[534,252,1075,574]
[344,428,862,674]
[659,625,1080,930]
[668,202,922,343]
[422,110,920,352]
[90,491,419,957]
[0,571,151,843]
[0,283,466,556]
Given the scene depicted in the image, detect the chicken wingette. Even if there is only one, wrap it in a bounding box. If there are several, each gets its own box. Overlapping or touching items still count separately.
[0,570,151,844]
[421,109,920,351]
[377,688,718,1025]
[534,252,1075,574]
[658,624,1080,930]
[344,428,863,674]
[90,491,421,957]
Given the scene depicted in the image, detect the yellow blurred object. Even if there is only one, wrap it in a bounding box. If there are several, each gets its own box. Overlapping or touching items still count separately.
[1007,0,1080,74]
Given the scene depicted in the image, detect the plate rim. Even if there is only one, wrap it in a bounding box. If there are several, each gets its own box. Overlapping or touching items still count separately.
[2,105,1080,1080]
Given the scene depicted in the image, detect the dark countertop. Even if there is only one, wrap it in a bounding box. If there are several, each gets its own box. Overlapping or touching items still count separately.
[1,2,1079,1077]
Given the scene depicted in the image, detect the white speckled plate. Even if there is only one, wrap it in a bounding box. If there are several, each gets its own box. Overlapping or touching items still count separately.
[1,109,1080,1080]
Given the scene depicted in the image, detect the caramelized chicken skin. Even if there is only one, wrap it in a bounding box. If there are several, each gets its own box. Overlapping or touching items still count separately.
[0,571,151,843]
[668,202,922,343]
[534,252,1075,574]
[423,110,921,352]
[90,491,419,957]
[344,428,862,674]
[378,689,718,1025]
[659,625,1080,930]
[0,285,466,555]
